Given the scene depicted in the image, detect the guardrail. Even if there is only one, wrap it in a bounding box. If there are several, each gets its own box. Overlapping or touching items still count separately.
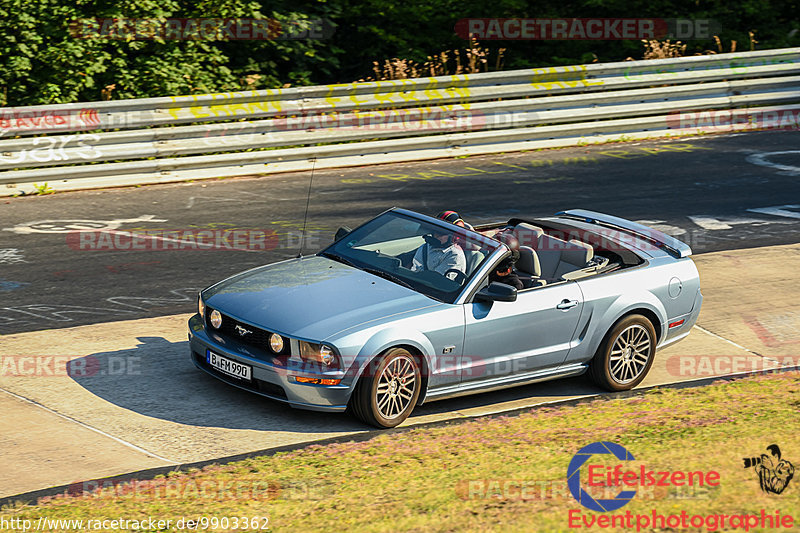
[1,47,799,195]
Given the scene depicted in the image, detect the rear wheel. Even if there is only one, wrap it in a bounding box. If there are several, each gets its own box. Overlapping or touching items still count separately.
[589,315,656,391]
[349,348,421,428]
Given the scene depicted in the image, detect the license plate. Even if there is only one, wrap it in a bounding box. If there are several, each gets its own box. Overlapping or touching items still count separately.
[207,350,252,381]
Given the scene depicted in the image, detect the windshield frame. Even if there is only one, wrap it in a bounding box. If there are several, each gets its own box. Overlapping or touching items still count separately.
[319,208,502,304]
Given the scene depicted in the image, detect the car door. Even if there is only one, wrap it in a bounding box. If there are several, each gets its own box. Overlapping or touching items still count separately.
[461,281,585,384]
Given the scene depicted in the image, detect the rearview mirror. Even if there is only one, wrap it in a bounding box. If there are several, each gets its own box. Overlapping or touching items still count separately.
[334,226,352,241]
[475,282,517,303]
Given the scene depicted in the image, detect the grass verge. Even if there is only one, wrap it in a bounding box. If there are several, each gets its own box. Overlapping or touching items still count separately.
[3,372,800,532]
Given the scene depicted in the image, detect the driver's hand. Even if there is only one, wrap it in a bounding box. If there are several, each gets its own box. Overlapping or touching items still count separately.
[444,270,462,281]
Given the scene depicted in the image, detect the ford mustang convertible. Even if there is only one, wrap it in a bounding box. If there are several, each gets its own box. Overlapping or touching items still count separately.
[189,208,702,428]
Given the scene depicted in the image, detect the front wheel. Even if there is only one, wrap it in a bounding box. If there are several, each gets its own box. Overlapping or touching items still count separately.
[589,315,656,391]
[349,348,421,428]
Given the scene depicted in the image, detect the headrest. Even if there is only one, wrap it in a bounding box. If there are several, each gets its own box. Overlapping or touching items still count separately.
[562,239,594,265]
[512,223,544,249]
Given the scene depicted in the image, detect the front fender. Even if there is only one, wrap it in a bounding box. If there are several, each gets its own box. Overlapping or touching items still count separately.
[352,327,435,380]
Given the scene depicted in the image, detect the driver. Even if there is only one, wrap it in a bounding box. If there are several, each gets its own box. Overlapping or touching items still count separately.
[410,213,467,278]
[435,210,474,231]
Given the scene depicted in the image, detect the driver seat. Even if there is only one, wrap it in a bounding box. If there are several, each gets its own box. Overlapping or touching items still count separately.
[464,249,485,275]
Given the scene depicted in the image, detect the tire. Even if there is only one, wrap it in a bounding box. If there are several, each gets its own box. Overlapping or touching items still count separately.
[349,347,422,428]
[589,315,657,392]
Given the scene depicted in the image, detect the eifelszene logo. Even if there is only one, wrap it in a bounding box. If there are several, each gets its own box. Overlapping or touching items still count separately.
[568,442,637,511]
[567,441,720,512]
[743,444,795,494]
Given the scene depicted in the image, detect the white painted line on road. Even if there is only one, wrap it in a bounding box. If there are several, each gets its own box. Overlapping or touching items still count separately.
[747,204,800,220]
[746,151,800,175]
[2,215,167,234]
[688,215,776,231]
[692,325,783,366]
[0,386,177,465]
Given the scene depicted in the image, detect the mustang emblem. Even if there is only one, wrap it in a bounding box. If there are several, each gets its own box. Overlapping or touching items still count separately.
[235,325,252,336]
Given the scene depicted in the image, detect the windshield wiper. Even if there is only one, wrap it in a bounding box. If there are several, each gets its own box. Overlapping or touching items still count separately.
[320,251,357,268]
[361,267,414,290]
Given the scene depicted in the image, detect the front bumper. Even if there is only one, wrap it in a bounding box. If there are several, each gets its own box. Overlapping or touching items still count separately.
[188,314,350,412]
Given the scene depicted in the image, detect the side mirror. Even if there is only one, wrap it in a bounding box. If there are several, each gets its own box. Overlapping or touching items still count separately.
[475,282,517,303]
[334,226,352,241]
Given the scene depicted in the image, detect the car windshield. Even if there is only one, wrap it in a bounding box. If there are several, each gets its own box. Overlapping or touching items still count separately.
[320,211,501,303]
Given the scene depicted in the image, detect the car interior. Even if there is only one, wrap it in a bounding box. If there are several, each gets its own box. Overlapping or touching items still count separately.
[476,220,643,290]
[339,213,643,296]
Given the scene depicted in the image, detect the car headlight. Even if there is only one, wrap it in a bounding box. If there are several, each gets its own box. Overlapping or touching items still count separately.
[210,309,222,329]
[299,341,337,367]
[269,333,285,353]
[198,294,205,319]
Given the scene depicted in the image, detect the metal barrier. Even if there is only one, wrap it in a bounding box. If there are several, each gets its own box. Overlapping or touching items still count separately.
[1,48,799,195]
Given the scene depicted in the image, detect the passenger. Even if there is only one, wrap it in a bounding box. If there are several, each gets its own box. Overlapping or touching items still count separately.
[489,233,523,290]
[410,212,467,278]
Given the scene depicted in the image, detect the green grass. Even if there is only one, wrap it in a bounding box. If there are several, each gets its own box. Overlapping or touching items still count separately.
[3,373,800,532]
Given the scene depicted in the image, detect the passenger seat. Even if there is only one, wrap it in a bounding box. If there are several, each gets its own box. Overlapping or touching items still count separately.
[511,223,543,249]
[553,240,594,279]
[512,223,594,281]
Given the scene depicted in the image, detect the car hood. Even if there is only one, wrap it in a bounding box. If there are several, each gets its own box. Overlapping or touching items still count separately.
[203,255,441,340]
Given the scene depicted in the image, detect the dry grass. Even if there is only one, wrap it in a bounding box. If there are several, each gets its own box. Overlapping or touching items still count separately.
[641,39,688,59]
[100,83,116,101]
[360,38,505,81]
[640,30,758,60]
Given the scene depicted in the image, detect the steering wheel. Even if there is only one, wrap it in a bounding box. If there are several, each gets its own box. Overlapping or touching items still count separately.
[444,269,467,284]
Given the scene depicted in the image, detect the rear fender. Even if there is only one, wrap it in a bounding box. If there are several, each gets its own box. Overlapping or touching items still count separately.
[568,288,668,365]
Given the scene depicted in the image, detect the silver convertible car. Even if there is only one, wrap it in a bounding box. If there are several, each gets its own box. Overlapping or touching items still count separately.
[189,208,702,428]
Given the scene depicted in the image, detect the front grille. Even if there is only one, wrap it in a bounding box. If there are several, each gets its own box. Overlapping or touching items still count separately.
[257,380,288,399]
[205,308,290,356]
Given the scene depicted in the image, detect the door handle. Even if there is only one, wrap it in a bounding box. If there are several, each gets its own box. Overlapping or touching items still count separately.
[556,299,579,310]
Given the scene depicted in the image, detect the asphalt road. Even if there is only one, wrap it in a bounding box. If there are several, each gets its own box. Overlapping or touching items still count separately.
[1,130,799,334]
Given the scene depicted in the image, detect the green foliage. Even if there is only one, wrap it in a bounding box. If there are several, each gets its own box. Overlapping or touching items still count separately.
[32,182,54,194]
[0,0,339,105]
[0,0,798,106]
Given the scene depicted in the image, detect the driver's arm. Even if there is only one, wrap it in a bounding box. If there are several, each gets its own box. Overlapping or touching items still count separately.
[410,246,425,272]
[437,248,466,275]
